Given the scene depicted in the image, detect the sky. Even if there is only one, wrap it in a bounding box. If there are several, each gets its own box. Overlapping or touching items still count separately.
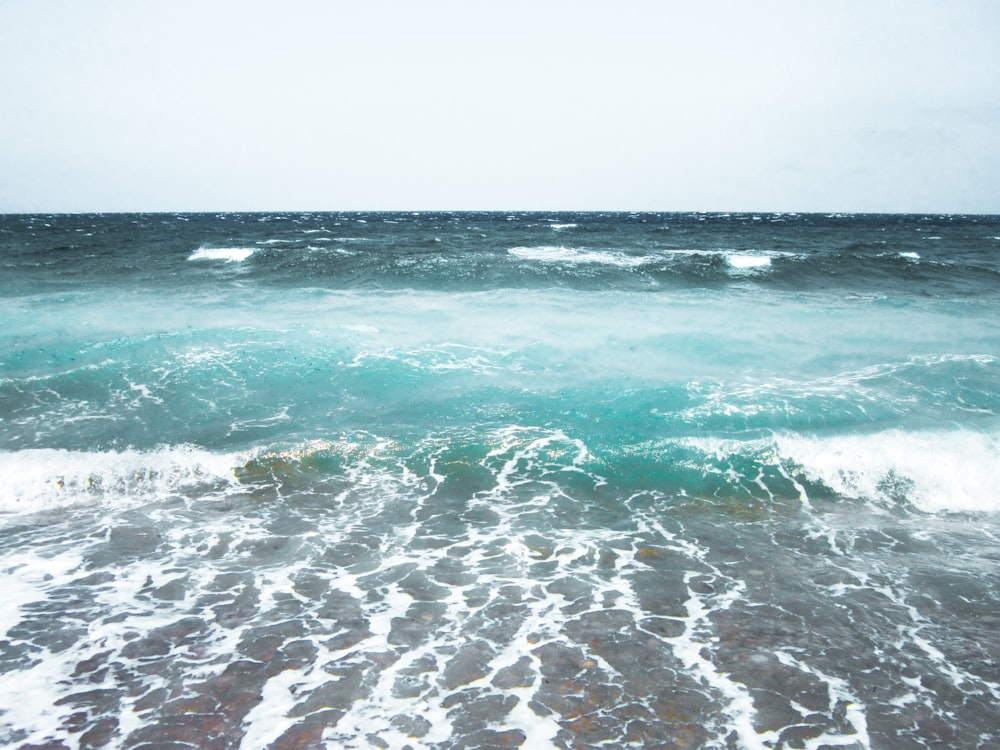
[1,0,999,213]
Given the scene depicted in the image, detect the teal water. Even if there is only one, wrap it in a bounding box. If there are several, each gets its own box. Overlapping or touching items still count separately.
[1,213,999,749]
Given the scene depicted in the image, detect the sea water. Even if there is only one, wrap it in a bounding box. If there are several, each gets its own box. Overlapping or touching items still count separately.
[1,212,998,749]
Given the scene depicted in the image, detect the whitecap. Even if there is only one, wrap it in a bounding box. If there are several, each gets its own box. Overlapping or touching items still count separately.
[549,223,578,230]
[774,429,1000,514]
[188,247,254,262]
[508,246,652,267]
[726,254,772,270]
[899,251,920,260]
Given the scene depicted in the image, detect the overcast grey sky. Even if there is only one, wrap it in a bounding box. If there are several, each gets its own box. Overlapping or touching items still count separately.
[1,0,998,213]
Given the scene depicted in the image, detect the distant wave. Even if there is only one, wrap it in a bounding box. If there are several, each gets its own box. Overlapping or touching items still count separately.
[508,245,653,267]
[188,247,255,262]
[658,248,790,267]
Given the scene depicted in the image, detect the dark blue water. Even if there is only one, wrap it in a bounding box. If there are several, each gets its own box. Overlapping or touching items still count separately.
[1,212,999,749]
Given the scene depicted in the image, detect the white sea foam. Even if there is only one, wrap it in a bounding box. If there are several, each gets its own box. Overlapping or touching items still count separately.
[899,251,920,259]
[0,548,90,742]
[549,223,578,230]
[188,247,254,262]
[0,446,241,515]
[774,651,872,749]
[0,548,84,636]
[508,245,652,267]
[239,667,326,748]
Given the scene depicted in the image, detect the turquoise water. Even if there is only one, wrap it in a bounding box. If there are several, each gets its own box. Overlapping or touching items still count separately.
[1,212,999,748]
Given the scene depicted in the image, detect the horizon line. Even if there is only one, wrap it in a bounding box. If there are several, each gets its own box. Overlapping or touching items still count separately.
[3,209,999,218]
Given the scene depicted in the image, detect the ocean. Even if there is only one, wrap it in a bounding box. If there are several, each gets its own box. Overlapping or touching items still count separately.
[1,211,998,749]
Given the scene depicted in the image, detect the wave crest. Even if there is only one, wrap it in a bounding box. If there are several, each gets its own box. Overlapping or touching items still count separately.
[0,446,241,515]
